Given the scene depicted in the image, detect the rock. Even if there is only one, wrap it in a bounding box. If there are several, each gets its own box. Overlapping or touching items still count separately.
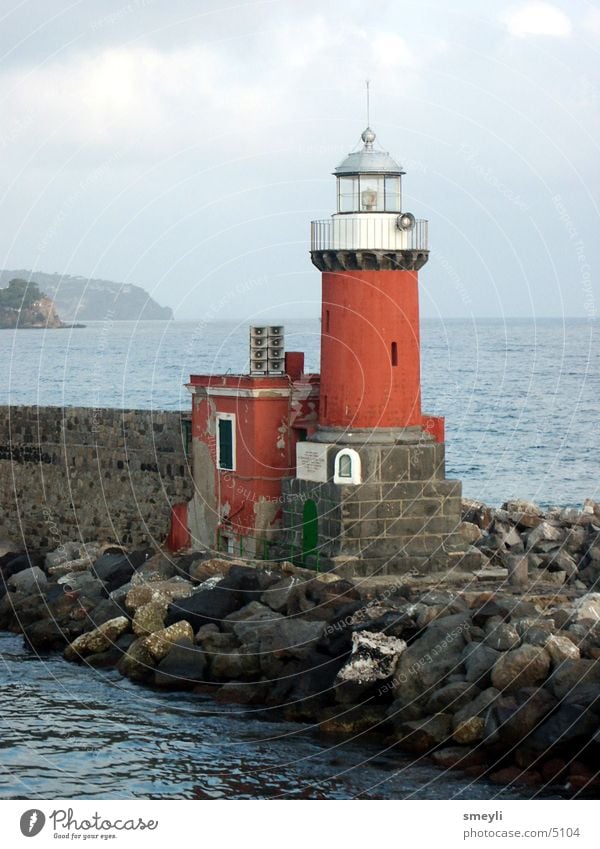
[457,522,483,545]
[526,521,562,550]
[431,746,486,770]
[502,500,544,529]
[525,704,599,752]
[188,557,236,583]
[86,597,128,627]
[505,555,529,588]
[57,572,104,600]
[154,639,207,688]
[45,541,83,570]
[484,687,556,746]
[210,647,260,680]
[337,630,406,684]
[462,643,501,687]
[471,599,511,626]
[164,585,242,631]
[319,705,390,736]
[130,552,177,585]
[397,713,453,753]
[117,637,156,683]
[93,551,148,593]
[546,659,600,701]
[132,600,168,636]
[213,682,264,704]
[483,619,520,651]
[222,601,280,640]
[426,681,480,714]
[571,593,600,624]
[143,620,195,661]
[544,634,580,665]
[1,553,42,580]
[391,613,470,713]
[64,616,129,661]
[23,617,71,650]
[453,715,485,744]
[218,565,280,606]
[125,578,193,612]
[7,566,47,595]
[253,618,326,667]
[260,576,300,613]
[461,499,494,530]
[540,550,578,580]
[453,686,500,726]
[47,554,96,577]
[514,617,555,645]
[491,645,551,692]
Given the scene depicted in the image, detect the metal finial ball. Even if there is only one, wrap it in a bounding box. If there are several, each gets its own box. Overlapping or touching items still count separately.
[361,127,376,145]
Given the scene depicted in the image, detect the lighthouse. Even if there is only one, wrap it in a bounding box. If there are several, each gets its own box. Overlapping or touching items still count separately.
[182,123,469,577]
[282,126,467,576]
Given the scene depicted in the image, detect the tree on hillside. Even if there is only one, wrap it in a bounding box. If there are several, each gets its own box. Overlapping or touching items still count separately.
[0,279,44,310]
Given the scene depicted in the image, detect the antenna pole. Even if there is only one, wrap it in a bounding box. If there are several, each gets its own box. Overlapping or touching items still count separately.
[366,79,371,126]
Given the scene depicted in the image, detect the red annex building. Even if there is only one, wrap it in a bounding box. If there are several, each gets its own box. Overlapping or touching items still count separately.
[173,126,468,576]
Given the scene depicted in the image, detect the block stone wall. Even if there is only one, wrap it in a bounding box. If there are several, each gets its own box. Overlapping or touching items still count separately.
[0,406,194,551]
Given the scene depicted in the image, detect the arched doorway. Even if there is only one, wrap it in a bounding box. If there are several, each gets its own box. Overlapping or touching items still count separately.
[302,499,318,566]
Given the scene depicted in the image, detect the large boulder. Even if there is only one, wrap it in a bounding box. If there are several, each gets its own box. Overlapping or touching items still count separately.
[7,566,47,595]
[222,601,280,640]
[396,714,454,753]
[570,594,600,624]
[64,616,129,661]
[93,550,152,593]
[143,620,195,661]
[154,638,207,688]
[525,704,600,753]
[165,584,243,631]
[117,637,156,683]
[491,644,551,692]
[132,600,168,636]
[484,687,556,747]
[546,659,600,701]
[392,613,470,713]
[125,578,193,612]
[335,631,406,703]
[483,619,520,651]
[544,634,581,665]
[130,552,177,585]
[426,681,480,715]
[260,576,301,613]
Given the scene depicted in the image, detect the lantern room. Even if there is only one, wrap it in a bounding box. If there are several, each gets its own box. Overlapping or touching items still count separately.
[335,127,405,213]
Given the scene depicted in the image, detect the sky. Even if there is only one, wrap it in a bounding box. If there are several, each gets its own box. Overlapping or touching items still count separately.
[0,0,598,321]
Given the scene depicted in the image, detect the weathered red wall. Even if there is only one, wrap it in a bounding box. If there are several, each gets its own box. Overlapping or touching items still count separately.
[319,269,422,429]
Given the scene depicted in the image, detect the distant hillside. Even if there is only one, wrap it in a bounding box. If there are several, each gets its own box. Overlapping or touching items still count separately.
[0,271,173,321]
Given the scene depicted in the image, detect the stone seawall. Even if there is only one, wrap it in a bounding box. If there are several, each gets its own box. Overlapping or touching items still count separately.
[0,406,193,550]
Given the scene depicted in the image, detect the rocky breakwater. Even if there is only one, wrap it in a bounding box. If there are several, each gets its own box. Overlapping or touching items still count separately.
[0,496,599,796]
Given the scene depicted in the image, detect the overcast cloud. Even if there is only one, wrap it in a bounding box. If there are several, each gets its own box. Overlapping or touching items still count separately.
[0,0,598,320]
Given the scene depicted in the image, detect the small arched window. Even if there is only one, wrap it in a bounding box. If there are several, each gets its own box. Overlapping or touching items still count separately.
[333,448,361,485]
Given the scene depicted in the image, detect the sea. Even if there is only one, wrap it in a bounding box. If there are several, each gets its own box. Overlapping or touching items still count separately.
[0,316,598,507]
[0,317,597,800]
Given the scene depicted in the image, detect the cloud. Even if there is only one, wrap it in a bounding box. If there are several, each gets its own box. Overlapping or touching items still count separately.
[502,2,572,38]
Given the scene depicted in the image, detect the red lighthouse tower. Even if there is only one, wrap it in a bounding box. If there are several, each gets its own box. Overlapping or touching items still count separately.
[315,126,427,432]
[283,126,466,576]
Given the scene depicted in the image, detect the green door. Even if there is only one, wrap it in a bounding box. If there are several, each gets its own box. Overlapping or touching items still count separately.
[302,499,319,566]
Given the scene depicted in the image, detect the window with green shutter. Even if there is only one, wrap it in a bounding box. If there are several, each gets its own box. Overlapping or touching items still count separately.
[217,416,235,470]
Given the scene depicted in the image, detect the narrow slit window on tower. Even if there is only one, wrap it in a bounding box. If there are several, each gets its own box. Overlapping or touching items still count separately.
[391,341,398,367]
[326,309,330,333]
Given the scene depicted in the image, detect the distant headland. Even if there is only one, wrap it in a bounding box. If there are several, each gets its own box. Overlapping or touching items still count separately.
[0,270,173,322]
[0,278,78,329]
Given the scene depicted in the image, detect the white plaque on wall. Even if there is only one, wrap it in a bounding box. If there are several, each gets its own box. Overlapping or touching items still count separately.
[296,442,331,483]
